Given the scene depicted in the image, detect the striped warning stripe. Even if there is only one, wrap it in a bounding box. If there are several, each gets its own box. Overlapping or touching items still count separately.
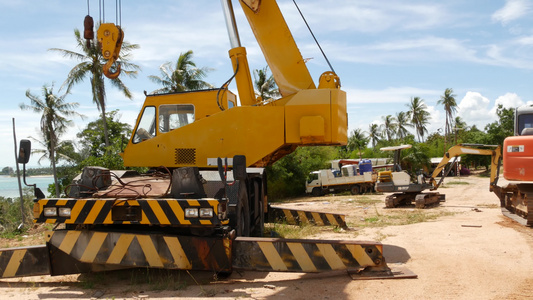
[46,230,232,274]
[233,237,384,272]
[269,206,347,228]
[0,246,50,278]
[33,198,225,226]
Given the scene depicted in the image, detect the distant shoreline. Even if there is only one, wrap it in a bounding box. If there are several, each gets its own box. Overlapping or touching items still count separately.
[0,174,53,178]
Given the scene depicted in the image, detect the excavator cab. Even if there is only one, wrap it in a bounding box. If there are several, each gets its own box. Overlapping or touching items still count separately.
[376,145,414,188]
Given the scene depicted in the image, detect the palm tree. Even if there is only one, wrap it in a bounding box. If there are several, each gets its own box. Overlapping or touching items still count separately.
[50,28,140,149]
[368,123,381,149]
[347,129,368,159]
[380,115,397,142]
[20,84,83,197]
[253,66,280,101]
[149,50,213,94]
[395,111,412,141]
[437,88,458,148]
[406,97,431,142]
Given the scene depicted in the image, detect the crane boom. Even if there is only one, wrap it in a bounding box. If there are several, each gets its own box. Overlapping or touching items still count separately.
[239,0,316,97]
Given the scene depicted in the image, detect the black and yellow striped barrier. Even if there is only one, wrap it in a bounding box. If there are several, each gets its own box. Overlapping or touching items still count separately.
[0,245,50,278]
[44,230,233,276]
[233,237,385,272]
[33,198,225,226]
[1,232,409,279]
[269,206,347,229]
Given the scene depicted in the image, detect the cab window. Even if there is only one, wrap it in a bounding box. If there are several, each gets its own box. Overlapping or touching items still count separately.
[518,113,533,135]
[133,106,156,143]
[159,104,195,133]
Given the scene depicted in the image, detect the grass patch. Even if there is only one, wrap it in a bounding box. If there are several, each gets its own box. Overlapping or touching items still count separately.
[351,207,456,229]
[264,222,321,239]
[446,181,470,185]
[351,196,382,205]
[476,203,499,209]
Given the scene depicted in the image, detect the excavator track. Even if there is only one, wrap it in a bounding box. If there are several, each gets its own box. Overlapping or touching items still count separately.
[385,195,397,208]
[384,193,414,208]
[414,193,443,209]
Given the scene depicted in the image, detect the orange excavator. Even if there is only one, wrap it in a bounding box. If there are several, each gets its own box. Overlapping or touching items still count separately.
[493,105,533,226]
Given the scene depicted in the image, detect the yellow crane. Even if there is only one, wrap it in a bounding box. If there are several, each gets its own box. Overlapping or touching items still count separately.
[1,1,409,280]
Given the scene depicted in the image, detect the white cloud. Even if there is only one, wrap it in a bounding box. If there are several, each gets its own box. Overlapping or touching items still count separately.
[457,91,493,128]
[492,0,532,25]
[491,92,525,114]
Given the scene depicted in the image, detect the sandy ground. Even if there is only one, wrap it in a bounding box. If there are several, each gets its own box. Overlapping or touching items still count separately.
[1,174,532,299]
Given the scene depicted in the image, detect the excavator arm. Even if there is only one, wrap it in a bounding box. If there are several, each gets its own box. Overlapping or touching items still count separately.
[429,144,502,190]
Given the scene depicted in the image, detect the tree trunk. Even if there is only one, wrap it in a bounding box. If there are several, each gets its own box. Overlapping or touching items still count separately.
[101,105,110,149]
[50,138,60,197]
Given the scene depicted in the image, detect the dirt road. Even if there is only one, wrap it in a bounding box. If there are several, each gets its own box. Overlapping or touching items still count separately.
[1,174,532,299]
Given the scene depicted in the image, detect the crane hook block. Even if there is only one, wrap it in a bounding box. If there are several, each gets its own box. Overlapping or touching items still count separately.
[97,23,124,79]
[83,15,94,48]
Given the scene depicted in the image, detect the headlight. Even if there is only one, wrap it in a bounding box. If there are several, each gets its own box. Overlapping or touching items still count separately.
[43,207,57,217]
[185,208,199,218]
[58,207,71,218]
[199,208,213,218]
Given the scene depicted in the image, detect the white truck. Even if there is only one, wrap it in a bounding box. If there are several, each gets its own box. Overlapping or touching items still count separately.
[306,164,375,196]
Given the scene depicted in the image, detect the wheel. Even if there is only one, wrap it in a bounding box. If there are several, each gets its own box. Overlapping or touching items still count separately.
[350,185,360,195]
[236,183,250,237]
[312,187,322,197]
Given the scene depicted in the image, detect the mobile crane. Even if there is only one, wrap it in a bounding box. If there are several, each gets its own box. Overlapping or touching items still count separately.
[376,144,501,208]
[0,1,405,280]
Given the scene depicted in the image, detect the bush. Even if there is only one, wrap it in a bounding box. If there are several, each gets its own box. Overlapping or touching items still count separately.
[0,188,34,236]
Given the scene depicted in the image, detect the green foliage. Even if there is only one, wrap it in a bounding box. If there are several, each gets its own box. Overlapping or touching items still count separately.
[49,111,134,196]
[1,167,14,176]
[484,104,514,146]
[267,146,337,199]
[77,110,131,158]
[0,190,34,236]
[402,143,432,174]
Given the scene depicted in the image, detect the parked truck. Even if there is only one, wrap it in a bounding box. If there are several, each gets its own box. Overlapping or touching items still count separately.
[306,161,375,196]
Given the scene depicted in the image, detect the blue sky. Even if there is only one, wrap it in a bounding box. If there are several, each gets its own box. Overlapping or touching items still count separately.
[1,0,533,168]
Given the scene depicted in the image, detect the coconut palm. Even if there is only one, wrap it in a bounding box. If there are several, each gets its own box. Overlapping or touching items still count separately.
[20,84,83,197]
[406,97,431,142]
[347,128,368,159]
[380,115,397,142]
[395,111,412,141]
[368,123,381,149]
[253,66,280,101]
[50,28,140,149]
[437,88,458,147]
[149,50,213,94]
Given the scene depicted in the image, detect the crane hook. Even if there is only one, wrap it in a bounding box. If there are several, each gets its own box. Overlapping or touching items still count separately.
[97,23,124,79]
[102,60,122,79]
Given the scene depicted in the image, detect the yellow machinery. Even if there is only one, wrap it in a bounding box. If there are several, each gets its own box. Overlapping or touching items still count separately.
[122,0,346,169]
[376,144,501,208]
[0,1,413,280]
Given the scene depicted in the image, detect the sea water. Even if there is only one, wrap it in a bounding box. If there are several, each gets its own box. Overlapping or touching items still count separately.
[0,175,54,198]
